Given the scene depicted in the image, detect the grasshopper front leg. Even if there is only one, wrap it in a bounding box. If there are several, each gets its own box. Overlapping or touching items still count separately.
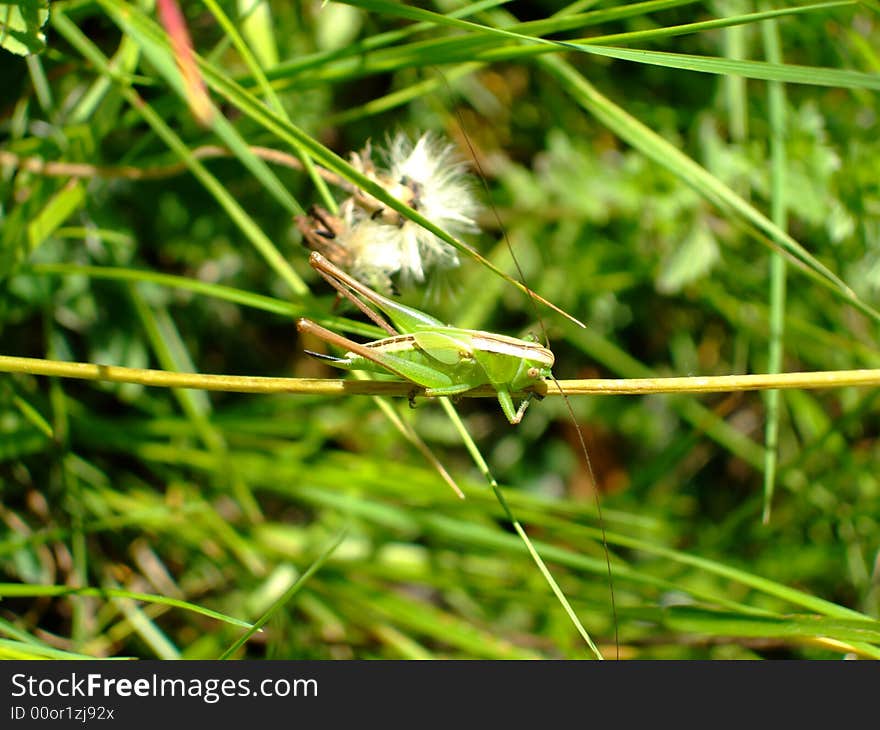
[496,388,534,425]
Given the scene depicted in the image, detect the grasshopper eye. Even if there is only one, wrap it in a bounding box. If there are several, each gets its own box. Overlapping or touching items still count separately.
[527,367,540,379]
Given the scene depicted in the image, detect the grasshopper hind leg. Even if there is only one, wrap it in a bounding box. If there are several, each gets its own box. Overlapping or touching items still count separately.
[302,350,353,367]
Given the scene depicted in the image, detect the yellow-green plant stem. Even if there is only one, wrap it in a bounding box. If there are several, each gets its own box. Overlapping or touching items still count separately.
[2,356,879,397]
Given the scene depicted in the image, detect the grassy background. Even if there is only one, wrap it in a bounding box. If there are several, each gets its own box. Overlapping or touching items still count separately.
[1,0,880,659]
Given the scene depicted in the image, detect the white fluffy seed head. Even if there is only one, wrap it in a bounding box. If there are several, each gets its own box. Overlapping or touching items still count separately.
[300,133,481,293]
[337,201,405,293]
[350,132,481,285]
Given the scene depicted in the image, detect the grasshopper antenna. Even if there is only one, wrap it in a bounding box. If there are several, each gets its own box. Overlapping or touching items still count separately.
[445,91,550,351]
[551,371,619,658]
[437,67,619,658]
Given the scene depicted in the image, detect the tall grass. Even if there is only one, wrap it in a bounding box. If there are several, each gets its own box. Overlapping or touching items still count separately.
[1,0,879,659]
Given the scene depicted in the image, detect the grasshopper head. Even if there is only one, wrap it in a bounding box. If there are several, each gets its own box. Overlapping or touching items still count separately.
[513,345,554,392]
[528,364,553,380]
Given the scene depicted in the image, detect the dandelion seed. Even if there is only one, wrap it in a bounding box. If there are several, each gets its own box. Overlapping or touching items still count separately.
[350,132,481,284]
[299,133,481,292]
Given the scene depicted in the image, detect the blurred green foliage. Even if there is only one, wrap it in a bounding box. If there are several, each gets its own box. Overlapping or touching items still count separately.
[1,0,879,659]
[0,1,49,56]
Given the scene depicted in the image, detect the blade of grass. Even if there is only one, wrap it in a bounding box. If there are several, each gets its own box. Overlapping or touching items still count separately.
[130,286,264,526]
[633,605,880,648]
[438,399,606,659]
[722,0,749,146]
[565,42,880,90]
[0,584,253,629]
[538,55,880,325]
[0,639,131,660]
[23,262,383,338]
[761,13,788,524]
[352,372,465,499]
[339,0,880,91]
[200,0,335,212]
[218,528,347,659]
[51,8,309,296]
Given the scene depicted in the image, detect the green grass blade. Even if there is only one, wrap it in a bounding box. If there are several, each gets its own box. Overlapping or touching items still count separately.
[23,262,383,338]
[761,14,789,524]
[538,55,880,324]
[0,584,253,629]
[439,399,606,659]
[26,181,86,252]
[340,0,879,90]
[97,0,305,217]
[219,528,347,659]
[51,8,308,297]
[200,0,335,212]
[565,43,880,90]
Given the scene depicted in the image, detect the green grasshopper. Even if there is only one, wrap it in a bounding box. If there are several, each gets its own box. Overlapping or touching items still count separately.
[297,252,554,424]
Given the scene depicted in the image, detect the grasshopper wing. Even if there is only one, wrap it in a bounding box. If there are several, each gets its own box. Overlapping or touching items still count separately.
[411,330,474,366]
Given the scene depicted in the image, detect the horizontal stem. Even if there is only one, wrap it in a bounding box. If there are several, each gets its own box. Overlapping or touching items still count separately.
[0,145,346,187]
[2,355,879,397]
